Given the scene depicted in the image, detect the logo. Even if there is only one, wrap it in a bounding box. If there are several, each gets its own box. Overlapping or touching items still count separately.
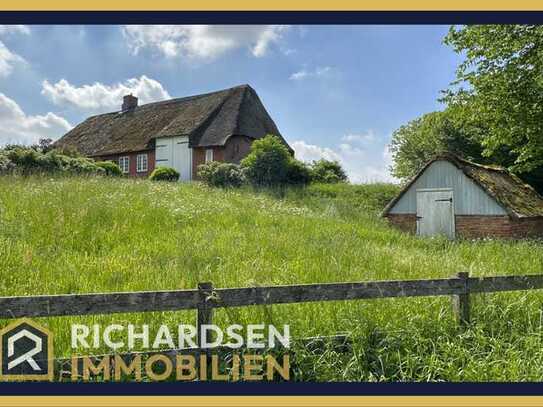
[0,318,54,381]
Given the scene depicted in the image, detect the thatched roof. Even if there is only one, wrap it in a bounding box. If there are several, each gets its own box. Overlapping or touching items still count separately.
[54,84,287,156]
[382,153,543,219]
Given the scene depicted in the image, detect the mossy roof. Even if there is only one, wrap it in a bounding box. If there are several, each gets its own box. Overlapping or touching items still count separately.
[54,84,287,156]
[383,153,543,219]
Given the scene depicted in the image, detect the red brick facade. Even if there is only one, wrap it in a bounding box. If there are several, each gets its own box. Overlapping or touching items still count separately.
[386,214,543,239]
[386,214,417,234]
[95,150,155,178]
[96,135,253,180]
[192,135,253,180]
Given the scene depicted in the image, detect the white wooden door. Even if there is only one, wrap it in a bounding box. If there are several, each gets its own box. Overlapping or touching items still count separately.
[416,189,455,239]
[155,137,173,168]
[155,136,192,181]
[172,137,192,181]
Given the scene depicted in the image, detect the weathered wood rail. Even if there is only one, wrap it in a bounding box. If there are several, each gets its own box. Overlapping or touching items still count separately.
[2,272,543,330]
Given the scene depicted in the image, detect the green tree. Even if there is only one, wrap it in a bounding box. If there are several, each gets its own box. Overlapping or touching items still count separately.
[389,110,484,180]
[443,25,543,177]
[310,159,348,184]
[241,135,291,186]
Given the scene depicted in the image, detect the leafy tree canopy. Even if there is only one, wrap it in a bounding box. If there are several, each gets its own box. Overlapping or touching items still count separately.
[443,25,543,173]
[389,109,484,179]
[390,25,543,192]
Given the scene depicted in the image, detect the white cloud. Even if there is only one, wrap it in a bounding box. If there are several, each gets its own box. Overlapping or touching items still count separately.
[0,42,25,77]
[0,93,72,145]
[292,137,397,184]
[41,75,171,112]
[121,25,288,60]
[289,66,332,81]
[0,25,29,78]
[292,140,342,163]
[341,131,376,145]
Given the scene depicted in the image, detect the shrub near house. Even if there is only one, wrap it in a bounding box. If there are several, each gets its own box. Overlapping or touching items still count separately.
[149,166,180,182]
[310,159,348,184]
[0,145,108,176]
[198,135,348,188]
[241,135,311,187]
[197,161,245,188]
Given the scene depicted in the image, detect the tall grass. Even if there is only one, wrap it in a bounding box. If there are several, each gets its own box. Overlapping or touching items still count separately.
[1,175,543,380]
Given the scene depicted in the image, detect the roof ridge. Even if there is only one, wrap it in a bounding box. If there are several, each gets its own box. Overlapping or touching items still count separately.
[434,152,507,173]
[85,84,252,119]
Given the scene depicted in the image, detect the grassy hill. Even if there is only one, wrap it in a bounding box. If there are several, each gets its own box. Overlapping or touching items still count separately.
[1,175,543,381]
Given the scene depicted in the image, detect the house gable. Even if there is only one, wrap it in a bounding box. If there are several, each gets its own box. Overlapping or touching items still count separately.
[388,160,507,216]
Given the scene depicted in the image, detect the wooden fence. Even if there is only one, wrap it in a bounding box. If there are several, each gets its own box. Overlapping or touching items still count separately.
[2,272,543,341]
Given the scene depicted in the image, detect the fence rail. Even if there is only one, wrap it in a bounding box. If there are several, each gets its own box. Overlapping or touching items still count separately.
[2,272,543,330]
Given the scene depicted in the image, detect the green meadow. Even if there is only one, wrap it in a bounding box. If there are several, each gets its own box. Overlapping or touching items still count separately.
[1,175,543,381]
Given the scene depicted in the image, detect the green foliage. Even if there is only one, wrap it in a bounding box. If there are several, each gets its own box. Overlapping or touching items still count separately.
[285,159,311,185]
[96,161,123,177]
[443,25,543,190]
[389,110,485,180]
[0,153,14,174]
[241,134,310,187]
[37,138,54,153]
[309,159,348,184]
[1,146,104,176]
[390,26,543,191]
[149,166,180,182]
[241,135,291,186]
[197,161,245,188]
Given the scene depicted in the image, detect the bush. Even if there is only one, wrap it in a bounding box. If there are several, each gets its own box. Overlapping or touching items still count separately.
[96,161,122,177]
[149,166,180,182]
[241,135,293,186]
[310,159,348,184]
[63,155,105,175]
[285,159,311,185]
[197,161,245,188]
[0,145,107,176]
[0,153,14,174]
[5,147,62,173]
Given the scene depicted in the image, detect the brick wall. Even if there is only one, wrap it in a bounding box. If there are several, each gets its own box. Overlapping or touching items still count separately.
[191,137,253,180]
[385,213,543,239]
[510,217,543,238]
[455,215,512,239]
[96,150,155,178]
[386,214,417,234]
[191,147,224,180]
[223,135,253,164]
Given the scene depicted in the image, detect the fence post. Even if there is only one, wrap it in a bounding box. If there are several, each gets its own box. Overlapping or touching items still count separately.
[452,272,470,327]
[197,282,214,347]
[197,282,214,379]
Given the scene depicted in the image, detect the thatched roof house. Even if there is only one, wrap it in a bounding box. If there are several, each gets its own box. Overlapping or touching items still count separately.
[383,153,543,239]
[55,84,290,180]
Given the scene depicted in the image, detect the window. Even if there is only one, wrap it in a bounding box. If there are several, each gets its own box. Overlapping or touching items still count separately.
[205,149,214,163]
[136,153,148,173]
[119,156,130,174]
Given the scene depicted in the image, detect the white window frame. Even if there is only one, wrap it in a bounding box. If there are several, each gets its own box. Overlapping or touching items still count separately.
[136,153,148,173]
[205,148,214,163]
[119,156,130,174]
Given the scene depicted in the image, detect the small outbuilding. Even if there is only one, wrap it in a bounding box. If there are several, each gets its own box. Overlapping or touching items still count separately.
[382,153,543,239]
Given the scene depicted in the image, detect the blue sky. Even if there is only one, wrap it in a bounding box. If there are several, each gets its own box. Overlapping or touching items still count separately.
[0,25,462,182]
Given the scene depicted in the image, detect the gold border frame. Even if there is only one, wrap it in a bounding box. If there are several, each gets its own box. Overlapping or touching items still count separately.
[0,396,542,406]
[2,1,543,10]
[0,318,54,381]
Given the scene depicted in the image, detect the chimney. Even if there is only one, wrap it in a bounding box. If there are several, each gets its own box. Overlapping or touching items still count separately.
[122,94,138,112]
